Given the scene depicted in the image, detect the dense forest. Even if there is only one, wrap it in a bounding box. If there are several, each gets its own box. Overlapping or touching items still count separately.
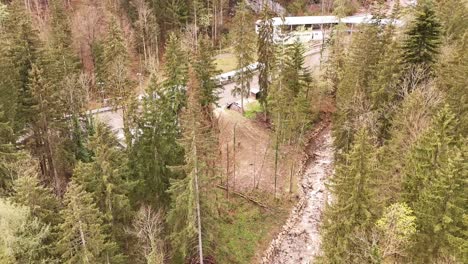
[0,0,466,263]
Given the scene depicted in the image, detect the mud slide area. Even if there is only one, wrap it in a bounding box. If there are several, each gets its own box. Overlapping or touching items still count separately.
[262,124,333,264]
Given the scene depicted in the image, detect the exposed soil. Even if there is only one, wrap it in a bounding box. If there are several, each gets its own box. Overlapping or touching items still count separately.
[262,120,333,263]
[217,109,303,194]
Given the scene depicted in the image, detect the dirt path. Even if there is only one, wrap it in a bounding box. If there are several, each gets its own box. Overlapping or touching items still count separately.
[262,124,333,264]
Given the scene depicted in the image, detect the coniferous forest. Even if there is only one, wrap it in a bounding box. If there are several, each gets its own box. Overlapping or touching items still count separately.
[0,0,466,263]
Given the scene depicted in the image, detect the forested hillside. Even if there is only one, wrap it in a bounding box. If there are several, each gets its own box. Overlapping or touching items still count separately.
[0,0,466,263]
[319,0,467,263]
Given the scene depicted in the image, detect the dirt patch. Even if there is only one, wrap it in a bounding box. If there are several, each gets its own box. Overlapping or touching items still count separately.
[217,109,303,196]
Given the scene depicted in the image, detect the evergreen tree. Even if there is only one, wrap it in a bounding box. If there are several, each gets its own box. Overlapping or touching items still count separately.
[102,18,134,107]
[269,41,312,143]
[0,199,51,263]
[28,63,71,194]
[58,180,124,263]
[378,86,442,204]
[333,22,386,154]
[193,36,221,117]
[73,122,132,246]
[231,0,256,113]
[434,0,468,42]
[12,164,61,226]
[0,113,16,194]
[436,34,468,136]
[162,33,188,115]
[257,4,276,118]
[167,67,218,263]
[320,128,378,263]
[0,2,42,132]
[11,160,62,261]
[402,0,441,69]
[130,74,184,207]
[403,106,467,262]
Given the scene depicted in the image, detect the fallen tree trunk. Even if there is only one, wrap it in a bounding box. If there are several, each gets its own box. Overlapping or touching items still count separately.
[216,185,270,210]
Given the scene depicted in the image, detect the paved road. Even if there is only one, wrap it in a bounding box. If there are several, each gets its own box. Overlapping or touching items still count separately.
[94,45,323,138]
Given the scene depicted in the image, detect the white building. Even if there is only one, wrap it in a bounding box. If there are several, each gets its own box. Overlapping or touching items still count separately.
[256,14,402,43]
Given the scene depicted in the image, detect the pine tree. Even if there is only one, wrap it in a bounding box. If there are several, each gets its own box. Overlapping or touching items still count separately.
[436,34,468,136]
[257,4,276,118]
[434,0,467,42]
[0,112,16,194]
[320,128,378,263]
[231,0,256,113]
[0,2,42,132]
[130,73,184,207]
[162,33,188,115]
[193,36,221,117]
[269,41,312,143]
[11,160,62,261]
[402,0,441,69]
[333,22,386,154]
[403,106,466,262]
[166,67,218,263]
[12,164,61,226]
[58,180,124,263]
[0,198,52,263]
[28,63,70,194]
[102,18,134,107]
[73,122,132,246]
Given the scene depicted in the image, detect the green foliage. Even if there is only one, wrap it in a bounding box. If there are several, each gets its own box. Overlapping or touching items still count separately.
[129,74,184,207]
[320,129,378,263]
[0,198,52,263]
[244,101,263,119]
[167,67,218,263]
[12,163,61,226]
[231,0,256,112]
[375,203,417,261]
[0,2,42,132]
[269,41,312,144]
[162,33,188,114]
[193,36,221,111]
[216,198,279,263]
[73,122,132,246]
[403,106,467,262]
[58,180,124,263]
[436,34,468,136]
[435,0,468,42]
[257,5,276,116]
[102,18,134,107]
[402,0,441,68]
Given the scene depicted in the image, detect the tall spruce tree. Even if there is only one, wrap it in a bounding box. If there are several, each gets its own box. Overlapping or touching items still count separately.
[73,122,132,246]
[166,67,218,263]
[58,180,124,263]
[193,36,221,117]
[129,74,184,207]
[0,199,52,263]
[0,2,42,133]
[333,22,386,155]
[436,34,468,136]
[162,33,188,115]
[231,0,256,113]
[402,0,441,70]
[257,4,276,119]
[403,106,467,262]
[320,128,378,263]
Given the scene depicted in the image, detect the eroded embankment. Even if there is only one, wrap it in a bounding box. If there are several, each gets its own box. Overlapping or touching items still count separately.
[262,124,333,264]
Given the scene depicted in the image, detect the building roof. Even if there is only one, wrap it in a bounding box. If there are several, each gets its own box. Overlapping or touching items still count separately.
[258,14,401,27]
